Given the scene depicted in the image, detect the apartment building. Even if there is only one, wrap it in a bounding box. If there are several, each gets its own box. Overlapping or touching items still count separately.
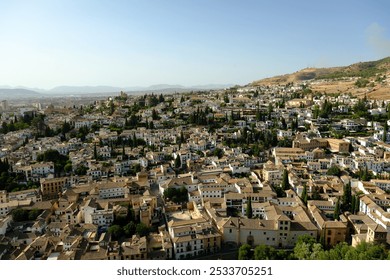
[97,181,128,199]
[40,177,68,199]
[167,218,221,259]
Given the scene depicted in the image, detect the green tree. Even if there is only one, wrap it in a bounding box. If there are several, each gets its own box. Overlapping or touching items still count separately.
[254,244,278,260]
[301,185,308,205]
[319,100,332,118]
[246,197,253,219]
[158,93,164,103]
[294,235,317,260]
[267,103,273,120]
[36,149,69,175]
[223,94,229,103]
[212,148,224,158]
[108,225,123,240]
[174,155,181,169]
[136,223,150,237]
[383,121,388,142]
[28,208,42,220]
[353,98,368,117]
[94,144,98,160]
[273,185,286,198]
[31,114,46,134]
[163,187,188,204]
[108,99,115,115]
[354,195,360,214]
[11,208,29,222]
[152,109,160,120]
[355,78,369,88]
[361,166,371,181]
[124,221,137,237]
[61,120,72,135]
[319,226,326,248]
[281,169,290,190]
[126,204,135,222]
[341,182,352,212]
[327,165,341,176]
[238,244,252,260]
[351,195,356,214]
[334,199,340,220]
[64,163,72,174]
[1,121,8,134]
[75,165,88,175]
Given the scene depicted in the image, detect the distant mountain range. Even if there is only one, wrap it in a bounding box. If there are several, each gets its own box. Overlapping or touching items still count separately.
[50,83,233,93]
[0,83,233,100]
[0,88,45,100]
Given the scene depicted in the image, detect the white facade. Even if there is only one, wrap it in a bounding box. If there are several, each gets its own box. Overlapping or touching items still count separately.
[199,187,223,199]
[74,119,92,129]
[98,186,127,199]
[91,210,114,226]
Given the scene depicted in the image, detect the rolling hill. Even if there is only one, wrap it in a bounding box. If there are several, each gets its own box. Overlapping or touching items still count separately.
[252,57,390,86]
[0,88,43,99]
[251,57,390,99]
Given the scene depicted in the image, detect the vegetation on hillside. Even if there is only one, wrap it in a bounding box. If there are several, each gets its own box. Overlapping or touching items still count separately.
[316,57,390,80]
[238,235,390,260]
[252,57,390,85]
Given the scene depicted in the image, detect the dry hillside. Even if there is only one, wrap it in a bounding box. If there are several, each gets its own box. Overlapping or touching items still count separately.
[251,57,390,99]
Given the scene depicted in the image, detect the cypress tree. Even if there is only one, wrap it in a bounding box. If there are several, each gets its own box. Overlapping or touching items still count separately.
[320,225,326,249]
[94,143,98,160]
[246,197,253,219]
[334,199,340,220]
[354,196,360,214]
[351,195,356,214]
[341,182,352,212]
[282,169,290,190]
[301,185,308,205]
[132,133,137,148]
[362,166,370,181]
[174,155,181,169]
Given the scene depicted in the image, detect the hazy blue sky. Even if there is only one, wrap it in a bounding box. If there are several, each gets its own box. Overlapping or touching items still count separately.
[0,0,389,89]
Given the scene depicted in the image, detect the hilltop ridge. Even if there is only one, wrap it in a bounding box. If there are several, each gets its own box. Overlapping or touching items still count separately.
[252,57,390,85]
[251,57,390,99]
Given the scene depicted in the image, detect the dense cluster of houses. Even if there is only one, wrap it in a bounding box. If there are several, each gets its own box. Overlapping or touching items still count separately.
[1,81,390,259]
